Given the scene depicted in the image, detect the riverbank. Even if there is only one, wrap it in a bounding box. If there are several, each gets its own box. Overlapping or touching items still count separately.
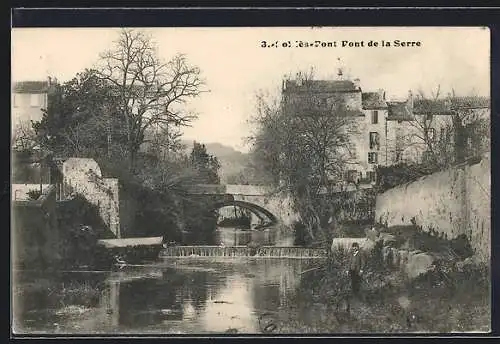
[12,252,489,335]
[269,256,490,333]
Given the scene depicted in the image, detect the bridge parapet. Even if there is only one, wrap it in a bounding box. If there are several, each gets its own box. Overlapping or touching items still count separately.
[185,184,227,195]
[225,184,270,196]
[185,184,272,196]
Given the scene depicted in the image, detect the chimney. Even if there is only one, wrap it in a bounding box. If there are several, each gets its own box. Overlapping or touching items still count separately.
[407,90,414,111]
[353,78,360,89]
[378,88,385,100]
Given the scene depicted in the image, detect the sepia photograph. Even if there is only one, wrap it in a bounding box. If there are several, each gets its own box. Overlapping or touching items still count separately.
[11,26,491,335]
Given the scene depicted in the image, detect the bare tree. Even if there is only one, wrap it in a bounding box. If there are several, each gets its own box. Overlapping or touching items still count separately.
[447,89,490,161]
[250,70,360,241]
[12,120,37,152]
[97,29,205,171]
[396,86,489,168]
[396,86,444,166]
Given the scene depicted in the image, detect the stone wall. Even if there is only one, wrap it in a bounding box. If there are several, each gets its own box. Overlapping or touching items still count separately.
[375,153,490,261]
[12,185,60,268]
[62,158,121,238]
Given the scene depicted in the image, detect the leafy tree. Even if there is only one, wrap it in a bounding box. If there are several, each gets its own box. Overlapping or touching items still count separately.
[33,69,126,160]
[16,30,215,244]
[189,141,221,184]
[97,28,205,171]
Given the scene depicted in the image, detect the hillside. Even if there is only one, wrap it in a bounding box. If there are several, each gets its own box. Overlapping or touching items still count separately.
[181,140,250,183]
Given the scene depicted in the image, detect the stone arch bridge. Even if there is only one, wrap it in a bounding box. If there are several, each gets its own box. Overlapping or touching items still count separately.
[185,184,298,229]
[58,157,297,239]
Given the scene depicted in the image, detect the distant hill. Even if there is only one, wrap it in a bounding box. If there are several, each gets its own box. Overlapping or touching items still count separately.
[181,140,250,183]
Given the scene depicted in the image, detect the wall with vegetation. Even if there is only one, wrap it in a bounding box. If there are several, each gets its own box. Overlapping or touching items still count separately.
[62,158,121,238]
[375,153,490,261]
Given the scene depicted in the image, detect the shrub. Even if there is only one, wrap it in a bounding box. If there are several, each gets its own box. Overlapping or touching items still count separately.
[27,189,42,200]
[292,221,309,246]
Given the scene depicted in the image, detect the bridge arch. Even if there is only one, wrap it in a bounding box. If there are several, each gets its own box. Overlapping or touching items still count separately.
[212,200,278,227]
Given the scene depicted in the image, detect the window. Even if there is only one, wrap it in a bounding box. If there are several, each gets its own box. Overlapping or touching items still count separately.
[440,128,445,142]
[367,171,376,183]
[13,94,18,107]
[395,149,403,162]
[368,152,378,164]
[371,110,379,124]
[346,170,358,182]
[426,128,436,141]
[369,132,380,150]
[30,94,40,107]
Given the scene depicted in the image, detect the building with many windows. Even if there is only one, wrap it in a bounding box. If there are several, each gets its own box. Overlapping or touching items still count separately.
[281,74,489,187]
[386,93,490,166]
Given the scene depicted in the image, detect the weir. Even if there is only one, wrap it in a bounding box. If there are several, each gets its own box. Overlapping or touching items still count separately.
[160,246,329,258]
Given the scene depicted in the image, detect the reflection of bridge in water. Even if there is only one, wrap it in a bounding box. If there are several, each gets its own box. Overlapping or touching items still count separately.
[215,200,277,229]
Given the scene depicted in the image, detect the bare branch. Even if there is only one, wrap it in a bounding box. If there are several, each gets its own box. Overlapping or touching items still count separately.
[96,29,205,170]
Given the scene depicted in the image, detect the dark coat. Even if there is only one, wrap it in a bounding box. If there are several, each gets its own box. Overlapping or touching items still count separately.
[348,250,364,273]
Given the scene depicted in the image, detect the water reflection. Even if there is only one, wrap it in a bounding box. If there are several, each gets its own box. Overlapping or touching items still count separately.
[215,227,293,247]
[14,259,315,334]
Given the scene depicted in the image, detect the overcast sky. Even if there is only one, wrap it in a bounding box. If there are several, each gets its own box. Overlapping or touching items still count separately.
[12,27,490,152]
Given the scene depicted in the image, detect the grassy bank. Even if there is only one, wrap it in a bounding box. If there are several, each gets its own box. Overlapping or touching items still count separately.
[267,251,490,334]
[13,272,106,324]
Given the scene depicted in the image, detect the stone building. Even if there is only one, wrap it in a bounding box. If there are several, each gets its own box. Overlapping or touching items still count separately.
[386,93,490,165]
[281,75,390,186]
[281,73,490,185]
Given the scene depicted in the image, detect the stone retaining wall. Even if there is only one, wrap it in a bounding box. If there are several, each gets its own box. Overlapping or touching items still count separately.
[375,153,490,262]
[62,158,121,238]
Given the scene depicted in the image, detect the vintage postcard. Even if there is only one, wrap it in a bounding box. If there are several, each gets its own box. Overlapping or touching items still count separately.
[11,26,491,335]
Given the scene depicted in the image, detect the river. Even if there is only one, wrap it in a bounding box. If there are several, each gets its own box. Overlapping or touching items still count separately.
[13,257,323,335]
[12,226,490,334]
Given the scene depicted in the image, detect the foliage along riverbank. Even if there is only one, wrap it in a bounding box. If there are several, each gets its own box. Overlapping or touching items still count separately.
[263,236,490,334]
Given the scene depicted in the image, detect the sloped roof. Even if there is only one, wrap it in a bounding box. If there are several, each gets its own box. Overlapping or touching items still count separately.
[387,101,414,121]
[449,96,490,110]
[13,81,49,94]
[387,96,490,121]
[284,79,360,93]
[413,99,451,114]
[362,92,388,109]
[412,96,490,114]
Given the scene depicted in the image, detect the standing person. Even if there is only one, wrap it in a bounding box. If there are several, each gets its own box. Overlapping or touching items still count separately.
[348,242,364,297]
